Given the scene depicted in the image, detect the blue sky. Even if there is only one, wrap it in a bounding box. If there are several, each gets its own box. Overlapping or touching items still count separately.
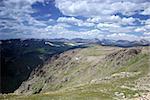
[0,0,150,41]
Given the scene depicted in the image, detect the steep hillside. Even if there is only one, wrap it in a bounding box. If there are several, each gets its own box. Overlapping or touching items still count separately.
[0,39,82,93]
[7,45,149,100]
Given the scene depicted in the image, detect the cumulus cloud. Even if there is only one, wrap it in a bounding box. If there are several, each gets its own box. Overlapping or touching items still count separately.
[141,7,150,15]
[87,15,136,26]
[0,0,50,39]
[134,18,150,36]
[55,0,150,17]
[2,0,44,4]
[57,17,95,27]
[145,19,150,25]
[54,0,150,41]
[44,23,102,39]
[106,33,140,41]
[0,0,150,41]
[144,32,150,35]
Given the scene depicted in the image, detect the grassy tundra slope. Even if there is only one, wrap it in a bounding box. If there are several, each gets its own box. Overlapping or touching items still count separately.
[1,45,150,100]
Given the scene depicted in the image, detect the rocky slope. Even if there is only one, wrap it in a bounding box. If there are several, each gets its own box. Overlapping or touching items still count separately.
[9,45,150,100]
[0,39,81,93]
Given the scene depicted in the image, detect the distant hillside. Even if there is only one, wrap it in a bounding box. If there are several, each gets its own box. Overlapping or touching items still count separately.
[49,38,150,47]
[100,39,150,47]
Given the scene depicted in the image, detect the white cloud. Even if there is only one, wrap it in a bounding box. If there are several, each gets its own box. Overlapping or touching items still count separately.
[141,7,150,15]
[134,27,146,32]
[144,32,150,35]
[44,23,148,41]
[97,23,121,32]
[0,0,149,41]
[106,33,140,41]
[0,0,52,39]
[87,15,136,26]
[133,26,150,41]
[134,18,150,35]
[55,0,150,17]
[97,22,135,33]
[57,17,95,27]
[97,23,120,28]
[44,23,104,39]
[121,17,136,25]
[145,19,150,25]
[3,0,44,4]
[55,0,149,42]
[87,15,121,23]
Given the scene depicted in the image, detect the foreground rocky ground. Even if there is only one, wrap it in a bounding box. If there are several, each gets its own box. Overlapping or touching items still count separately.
[1,45,150,100]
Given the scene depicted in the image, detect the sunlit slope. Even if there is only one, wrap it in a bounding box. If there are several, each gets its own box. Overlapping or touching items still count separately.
[4,45,149,100]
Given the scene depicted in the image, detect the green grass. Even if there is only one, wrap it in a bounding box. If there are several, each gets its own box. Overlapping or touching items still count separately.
[36,48,47,54]
[3,83,138,100]
[1,91,113,100]
[80,45,104,56]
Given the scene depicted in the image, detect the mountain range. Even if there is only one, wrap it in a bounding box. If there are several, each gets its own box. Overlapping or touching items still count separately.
[49,38,150,47]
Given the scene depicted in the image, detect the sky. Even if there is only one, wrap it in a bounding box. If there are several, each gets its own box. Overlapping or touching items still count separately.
[0,0,150,41]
